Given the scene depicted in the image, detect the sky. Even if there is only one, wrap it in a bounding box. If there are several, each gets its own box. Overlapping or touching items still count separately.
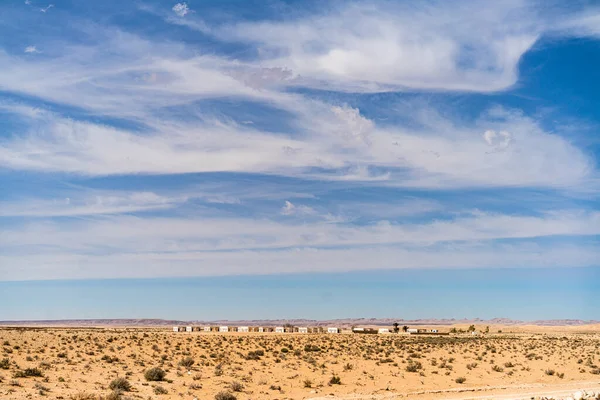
[0,0,599,320]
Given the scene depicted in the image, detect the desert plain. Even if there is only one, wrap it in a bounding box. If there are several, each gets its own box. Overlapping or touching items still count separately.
[1,324,600,400]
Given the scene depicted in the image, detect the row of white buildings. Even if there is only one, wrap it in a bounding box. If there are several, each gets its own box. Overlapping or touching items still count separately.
[173,326,342,333]
[172,326,445,335]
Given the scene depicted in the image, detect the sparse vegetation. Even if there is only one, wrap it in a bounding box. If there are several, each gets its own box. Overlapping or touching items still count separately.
[1,326,599,399]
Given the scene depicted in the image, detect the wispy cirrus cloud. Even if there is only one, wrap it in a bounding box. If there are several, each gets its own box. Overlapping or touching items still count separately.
[182,0,541,93]
[1,210,599,280]
[1,0,599,283]
[0,191,183,218]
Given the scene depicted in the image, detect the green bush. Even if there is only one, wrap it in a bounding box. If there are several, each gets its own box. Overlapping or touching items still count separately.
[329,375,341,385]
[0,358,9,370]
[455,377,466,384]
[144,367,166,382]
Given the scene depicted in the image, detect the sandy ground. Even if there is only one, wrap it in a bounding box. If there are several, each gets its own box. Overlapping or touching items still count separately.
[1,325,599,400]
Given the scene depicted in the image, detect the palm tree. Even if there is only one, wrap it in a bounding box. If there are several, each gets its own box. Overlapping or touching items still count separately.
[402,325,409,332]
[393,322,399,333]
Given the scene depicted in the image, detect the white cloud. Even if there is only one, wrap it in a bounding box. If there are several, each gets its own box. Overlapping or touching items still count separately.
[3,210,599,255]
[40,4,53,13]
[205,1,540,93]
[0,102,594,191]
[3,242,599,281]
[172,3,190,18]
[280,201,315,216]
[1,0,599,283]
[483,129,512,149]
[24,46,39,53]
[1,210,599,280]
[0,191,183,217]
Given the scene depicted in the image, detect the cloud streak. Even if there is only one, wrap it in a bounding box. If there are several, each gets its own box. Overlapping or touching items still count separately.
[0,0,599,282]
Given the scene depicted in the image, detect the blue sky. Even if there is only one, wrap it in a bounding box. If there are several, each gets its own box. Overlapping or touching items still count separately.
[0,0,599,320]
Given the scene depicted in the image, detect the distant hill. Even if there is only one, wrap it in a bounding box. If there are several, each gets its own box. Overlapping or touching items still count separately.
[0,318,598,327]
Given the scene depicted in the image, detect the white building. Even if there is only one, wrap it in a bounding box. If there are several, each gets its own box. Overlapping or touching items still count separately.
[185,326,193,332]
[258,327,264,333]
[407,328,418,333]
[172,326,180,332]
[203,327,211,332]
[219,326,229,333]
[298,327,308,333]
[378,328,390,334]
[431,329,438,333]
[238,326,249,333]
[275,327,285,333]
[327,327,339,334]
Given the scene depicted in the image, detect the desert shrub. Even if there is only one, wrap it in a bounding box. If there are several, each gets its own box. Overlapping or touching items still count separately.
[144,367,166,381]
[246,351,262,360]
[269,384,281,390]
[304,344,320,352]
[214,364,223,376]
[34,382,50,393]
[492,365,504,372]
[69,393,97,400]
[109,377,131,391]
[455,377,466,384]
[343,363,354,371]
[329,375,341,385]
[105,390,125,400]
[0,358,9,369]
[14,367,43,378]
[405,361,422,372]
[545,369,555,376]
[230,381,244,392]
[154,386,168,395]
[215,391,237,400]
[178,356,195,368]
[504,362,514,368]
[303,379,313,388]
